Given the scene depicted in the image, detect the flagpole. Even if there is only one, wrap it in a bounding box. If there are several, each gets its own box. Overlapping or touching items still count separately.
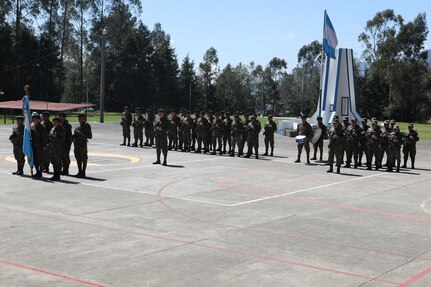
[318,11,326,117]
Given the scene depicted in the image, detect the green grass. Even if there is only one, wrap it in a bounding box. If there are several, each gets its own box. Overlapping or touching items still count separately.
[2,113,431,140]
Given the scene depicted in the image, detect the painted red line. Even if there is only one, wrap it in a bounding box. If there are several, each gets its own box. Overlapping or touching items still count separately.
[1,205,400,285]
[158,178,431,262]
[0,258,109,287]
[398,267,431,287]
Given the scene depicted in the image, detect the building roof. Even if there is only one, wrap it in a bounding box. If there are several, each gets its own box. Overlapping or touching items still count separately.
[0,100,96,111]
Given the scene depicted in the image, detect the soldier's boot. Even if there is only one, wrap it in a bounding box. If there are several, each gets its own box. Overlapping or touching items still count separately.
[17,163,24,176]
[366,163,372,170]
[386,165,393,172]
[49,167,60,181]
[162,152,167,166]
[354,161,358,169]
[311,150,317,160]
[411,158,415,169]
[127,138,131,147]
[75,161,83,178]
[121,137,126,146]
[396,162,400,173]
[306,154,310,165]
[263,147,268,156]
[140,141,143,148]
[153,150,161,164]
[12,163,20,175]
[327,164,333,173]
[336,166,341,174]
[401,158,407,168]
[61,163,69,176]
[81,162,87,178]
[270,147,274,157]
[132,140,138,147]
[375,165,379,171]
[344,162,351,168]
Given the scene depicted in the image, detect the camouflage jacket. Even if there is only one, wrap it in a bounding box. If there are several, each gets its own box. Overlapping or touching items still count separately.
[73,123,92,145]
[10,125,24,146]
[49,126,66,151]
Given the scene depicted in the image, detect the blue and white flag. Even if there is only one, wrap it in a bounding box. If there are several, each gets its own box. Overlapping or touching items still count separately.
[22,96,34,167]
[323,11,338,59]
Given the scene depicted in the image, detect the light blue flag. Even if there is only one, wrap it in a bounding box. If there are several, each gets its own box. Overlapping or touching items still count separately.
[22,96,34,168]
[323,11,338,59]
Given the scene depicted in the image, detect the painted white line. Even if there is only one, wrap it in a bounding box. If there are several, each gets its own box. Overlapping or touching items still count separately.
[229,173,385,207]
[86,157,224,174]
[79,181,231,207]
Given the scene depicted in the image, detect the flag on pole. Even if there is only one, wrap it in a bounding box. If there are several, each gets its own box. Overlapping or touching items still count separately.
[22,96,34,168]
[323,11,338,59]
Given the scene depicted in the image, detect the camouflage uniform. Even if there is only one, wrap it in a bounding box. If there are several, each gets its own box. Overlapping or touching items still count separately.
[240,116,251,155]
[223,115,233,154]
[345,123,361,168]
[296,120,313,163]
[31,123,48,177]
[144,110,155,146]
[168,113,180,150]
[9,123,25,175]
[244,118,261,159]
[387,129,403,172]
[327,124,345,173]
[366,124,382,170]
[358,120,369,166]
[191,112,200,151]
[312,120,327,161]
[154,114,170,165]
[402,126,419,169]
[263,118,277,156]
[133,112,145,147]
[41,118,53,172]
[72,121,92,177]
[60,119,72,175]
[196,114,210,153]
[121,111,132,146]
[379,123,391,168]
[211,116,225,155]
[230,116,244,157]
[181,115,192,152]
[48,125,65,180]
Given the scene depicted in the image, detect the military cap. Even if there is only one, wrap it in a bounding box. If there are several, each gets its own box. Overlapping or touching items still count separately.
[31,112,40,118]
[52,117,61,122]
[214,112,220,116]
[171,108,176,113]
[383,120,389,125]
[361,117,367,121]
[390,120,396,124]
[200,111,205,114]
[207,109,213,113]
[408,123,414,127]
[372,120,378,124]
[124,106,129,110]
[220,111,225,114]
[250,115,257,119]
[16,116,24,121]
[333,115,339,119]
[234,114,240,118]
[77,113,86,118]
[58,112,67,117]
[300,113,307,118]
[147,107,153,112]
[244,113,250,117]
[157,108,165,113]
[351,118,357,122]
[41,111,50,116]
[225,112,231,115]
[343,116,349,121]
[185,110,190,114]
[394,125,400,130]
[371,117,377,121]
[317,116,323,120]
[332,119,339,124]
[268,114,273,118]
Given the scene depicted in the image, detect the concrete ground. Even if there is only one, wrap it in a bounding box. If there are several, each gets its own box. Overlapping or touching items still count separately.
[1,123,431,287]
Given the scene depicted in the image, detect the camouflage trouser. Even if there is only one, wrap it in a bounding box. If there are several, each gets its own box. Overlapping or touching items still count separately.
[231,134,243,155]
[182,131,191,150]
[223,132,231,152]
[74,143,88,162]
[366,142,380,167]
[387,146,401,168]
[168,129,178,149]
[379,144,388,165]
[346,141,360,165]
[134,126,144,143]
[240,133,247,154]
[145,126,154,145]
[32,145,44,171]
[155,134,168,160]
[297,140,310,158]
[359,140,367,163]
[123,125,131,139]
[247,138,259,156]
[264,135,274,150]
[197,132,209,152]
[13,145,25,166]
[44,147,50,169]
[50,147,63,171]
[62,144,71,166]
[403,143,416,162]
[313,139,324,158]
[212,134,223,152]
[328,145,344,167]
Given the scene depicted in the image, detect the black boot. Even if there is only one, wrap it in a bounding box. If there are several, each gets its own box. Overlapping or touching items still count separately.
[411,159,415,169]
[61,163,69,176]
[162,152,167,166]
[75,161,83,178]
[401,158,407,168]
[336,166,341,174]
[396,163,400,173]
[306,154,310,165]
[12,163,20,175]
[327,165,333,173]
[81,162,87,178]
[127,138,131,147]
[270,148,274,157]
[50,167,60,181]
[120,137,126,146]
[132,141,138,147]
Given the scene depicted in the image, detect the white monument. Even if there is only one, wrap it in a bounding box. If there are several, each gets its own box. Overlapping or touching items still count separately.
[310,48,361,125]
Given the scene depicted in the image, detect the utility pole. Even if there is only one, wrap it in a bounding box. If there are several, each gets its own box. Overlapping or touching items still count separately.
[99,0,106,123]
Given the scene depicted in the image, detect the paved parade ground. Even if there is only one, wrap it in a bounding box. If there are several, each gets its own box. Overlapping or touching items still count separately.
[1,123,431,287]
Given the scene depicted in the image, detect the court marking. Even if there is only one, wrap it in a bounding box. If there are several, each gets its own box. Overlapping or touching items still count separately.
[0,258,109,287]
[230,173,385,206]
[398,267,431,287]
[420,197,431,215]
[0,205,401,285]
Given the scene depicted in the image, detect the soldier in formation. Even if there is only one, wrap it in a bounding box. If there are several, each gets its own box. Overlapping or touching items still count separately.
[31,113,48,178]
[244,115,261,159]
[132,109,144,147]
[311,116,326,161]
[59,112,72,175]
[48,117,65,181]
[153,108,169,166]
[344,118,361,168]
[41,111,53,172]
[9,116,25,175]
[295,114,313,164]
[72,114,93,178]
[144,108,155,147]
[263,115,277,156]
[402,123,419,169]
[327,119,345,174]
[120,106,132,146]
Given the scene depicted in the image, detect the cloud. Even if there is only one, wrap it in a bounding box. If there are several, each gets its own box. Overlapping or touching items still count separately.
[286,32,296,40]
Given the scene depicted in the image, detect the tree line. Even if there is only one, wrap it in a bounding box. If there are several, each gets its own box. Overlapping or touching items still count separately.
[0,2,430,122]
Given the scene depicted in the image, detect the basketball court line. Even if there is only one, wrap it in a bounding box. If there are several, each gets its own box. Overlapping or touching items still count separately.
[230,173,385,206]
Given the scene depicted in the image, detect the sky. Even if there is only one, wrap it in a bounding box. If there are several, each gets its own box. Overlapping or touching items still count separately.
[139,0,431,71]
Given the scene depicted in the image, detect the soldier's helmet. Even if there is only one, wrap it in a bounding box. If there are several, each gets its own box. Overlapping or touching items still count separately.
[52,117,61,122]
[157,108,165,113]
[41,111,50,116]
[394,125,400,130]
[250,115,257,120]
[332,119,339,124]
[343,116,349,121]
[268,115,273,119]
[59,112,67,118]
[16,116,24,121]
[299,113,307,118]
[408,123,414,128]
[31,112,40,118]
[351,118,357,122]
